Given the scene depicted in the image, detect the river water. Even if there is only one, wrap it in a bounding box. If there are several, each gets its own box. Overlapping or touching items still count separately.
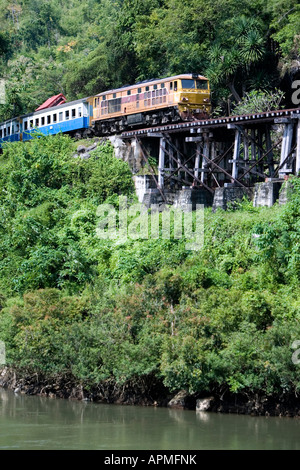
[0,388,300,450]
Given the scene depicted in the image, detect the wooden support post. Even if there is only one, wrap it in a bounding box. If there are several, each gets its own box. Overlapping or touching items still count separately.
[136,136,167,204]
[183,140,189,183]
[169,141,174,171]
[195,143,201,180]
[175,138,181,183]
[243,133,249,160]
[265,125,275,178]
[162,144,214,193]
[201,136,210,183]
[231,129,241,181]
[296,119,300,175]
[243,131,249,180]
[257,129,263,177]
[279,123,294,176]
[158,137,166,189]
[251,129,256,159]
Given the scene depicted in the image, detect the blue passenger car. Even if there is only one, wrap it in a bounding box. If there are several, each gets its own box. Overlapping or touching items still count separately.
[0,97,93,148]
[0,118,21,147]
[21,98,92,142]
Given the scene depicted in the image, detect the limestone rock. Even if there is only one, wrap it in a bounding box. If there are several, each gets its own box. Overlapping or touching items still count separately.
[77,145,87,154]
[196,397,214,411]
[167,390,190,409]
[86,143,97,152]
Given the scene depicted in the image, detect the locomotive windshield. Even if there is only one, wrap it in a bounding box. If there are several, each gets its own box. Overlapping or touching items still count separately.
[196,80,208,90]
[181,79,208,90]
[181,79,195,89]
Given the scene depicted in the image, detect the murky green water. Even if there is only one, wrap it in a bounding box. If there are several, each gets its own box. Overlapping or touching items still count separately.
[0,388,300,450]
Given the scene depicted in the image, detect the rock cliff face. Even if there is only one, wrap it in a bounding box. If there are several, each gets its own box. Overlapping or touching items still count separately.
[72,136,144,174]
[108,136,144,174]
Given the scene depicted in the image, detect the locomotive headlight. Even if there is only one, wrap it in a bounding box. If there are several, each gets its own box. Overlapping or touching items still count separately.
[203,98,210,103]
[182,97,189,102]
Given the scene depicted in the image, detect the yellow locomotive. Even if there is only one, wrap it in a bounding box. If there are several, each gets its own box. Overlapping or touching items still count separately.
[89,73,211,135]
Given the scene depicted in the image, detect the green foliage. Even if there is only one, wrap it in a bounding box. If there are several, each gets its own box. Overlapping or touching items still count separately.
[0,0,297,120]
[232,89,285,115]
[0,135,134,294]
[1,143,300,400]
[0,0,299,401]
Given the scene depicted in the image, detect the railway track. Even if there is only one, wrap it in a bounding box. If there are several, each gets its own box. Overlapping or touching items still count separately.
[121,107,300,137]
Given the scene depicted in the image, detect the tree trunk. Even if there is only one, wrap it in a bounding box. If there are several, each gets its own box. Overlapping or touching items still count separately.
[228,81,241,104]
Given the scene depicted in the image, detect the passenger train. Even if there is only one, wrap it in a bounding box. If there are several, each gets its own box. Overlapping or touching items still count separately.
[0,74,211,147]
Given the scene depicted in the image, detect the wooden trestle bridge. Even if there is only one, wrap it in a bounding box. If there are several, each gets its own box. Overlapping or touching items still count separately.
[121,107,300,207]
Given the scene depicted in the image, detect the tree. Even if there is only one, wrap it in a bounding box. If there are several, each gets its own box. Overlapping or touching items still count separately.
[206,15,268,104]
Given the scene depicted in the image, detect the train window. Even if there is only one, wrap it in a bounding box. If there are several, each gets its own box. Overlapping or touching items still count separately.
[41,116,45,125]
[24,121,28,130]
[3,128,6,136]
[0,129,2,138]
[196,80,208,90]
[181,79,195,89]
[174,81,178,91]
[101,99,108,115]
[65,110,69,120]
[154,84,157,90]
[102,95,106,100]
[127,90,131,96]
[30,120,33,128]
[94,98,97,107]
[35,118,39,127]
[47,115,51,124]
[113,93,116,99]
[72,109,76,118]
[53,114,57,123]
[161,83,165,88]
[145,86,149,91]
[136,101,139,109]
[59,112,63,121]
[7,126,10,135]
[108,98,121,114]
[138,88,142,94]
[170,82,173,90]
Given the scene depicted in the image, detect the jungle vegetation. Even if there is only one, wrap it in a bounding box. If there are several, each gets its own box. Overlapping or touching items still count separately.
[0,0,299,401]
[0,134,300,399]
